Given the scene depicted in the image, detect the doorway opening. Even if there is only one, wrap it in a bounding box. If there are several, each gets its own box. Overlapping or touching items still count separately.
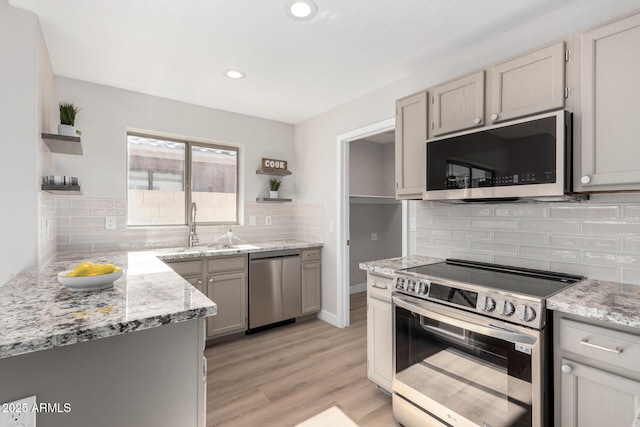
[337,118,408,327]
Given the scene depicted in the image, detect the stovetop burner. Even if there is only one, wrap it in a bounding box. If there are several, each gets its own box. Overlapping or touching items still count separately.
[394,258,585,329]
[401,258,584,299]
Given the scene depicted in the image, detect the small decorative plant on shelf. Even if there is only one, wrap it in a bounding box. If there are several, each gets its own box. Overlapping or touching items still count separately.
[269,178,282,198]
[58,102,81,137]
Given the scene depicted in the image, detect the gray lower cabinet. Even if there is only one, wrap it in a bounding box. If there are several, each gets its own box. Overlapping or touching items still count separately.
[430,70,485,137]
[301,248,321,314]
[395,90,427,200]
[366,272,393,392]
[164,255,247,339]
[577,12,640,191]
[489,41,565,124]
[555,316,640,427]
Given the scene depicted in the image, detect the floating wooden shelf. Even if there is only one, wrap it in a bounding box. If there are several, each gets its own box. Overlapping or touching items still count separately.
[256,197,293,203]
[256,169,291,176]
[41,133,83,155]
[41,185,82,195]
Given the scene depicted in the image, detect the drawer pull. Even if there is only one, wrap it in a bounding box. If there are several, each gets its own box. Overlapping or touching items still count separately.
[580,338,623,354]
[371,283,388,290]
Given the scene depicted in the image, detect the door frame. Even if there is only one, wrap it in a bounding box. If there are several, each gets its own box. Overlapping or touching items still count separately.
[336,117,406,327]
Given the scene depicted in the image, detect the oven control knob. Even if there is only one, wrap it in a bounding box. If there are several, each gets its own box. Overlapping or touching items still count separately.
[417,281,429,295]
[395,277,405,290]
[407,280,416,293]
[501,301,516,316]
[516,305,537,322]
[482,296,496,312]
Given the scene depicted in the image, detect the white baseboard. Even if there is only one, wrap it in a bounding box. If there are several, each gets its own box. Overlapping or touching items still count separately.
[317,309,341,328]
[350,283,367,294]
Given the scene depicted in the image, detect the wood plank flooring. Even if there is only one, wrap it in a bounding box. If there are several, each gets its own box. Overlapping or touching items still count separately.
[205,292,397,426]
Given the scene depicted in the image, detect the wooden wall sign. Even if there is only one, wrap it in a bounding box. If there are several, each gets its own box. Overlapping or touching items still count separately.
[261,158,288,172]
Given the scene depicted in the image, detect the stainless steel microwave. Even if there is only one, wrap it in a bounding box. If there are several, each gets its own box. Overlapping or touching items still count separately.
[423,110,586,203]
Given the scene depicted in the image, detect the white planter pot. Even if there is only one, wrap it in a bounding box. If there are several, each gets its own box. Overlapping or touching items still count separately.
[58,124,77,137]
[270,191,279,199]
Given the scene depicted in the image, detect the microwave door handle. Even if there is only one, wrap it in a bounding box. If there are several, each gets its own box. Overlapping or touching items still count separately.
[393,295,537,345]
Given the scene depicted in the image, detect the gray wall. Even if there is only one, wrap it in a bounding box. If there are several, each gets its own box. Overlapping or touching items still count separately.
[349,140,401,288]
[0,320,204,427]
[0,0,55,283]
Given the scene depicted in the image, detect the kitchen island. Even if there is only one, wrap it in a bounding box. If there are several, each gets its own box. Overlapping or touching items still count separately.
[0,250,216,427]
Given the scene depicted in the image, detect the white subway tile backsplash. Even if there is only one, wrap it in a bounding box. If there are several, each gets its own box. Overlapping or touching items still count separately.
[519,245,581,261]
[623,236,640,253]
[451,230,492,241]
[622,269,640,285]
[471,242,518,254]
[495,206,547,218]
[582,221,640,235]
[583,251,640,268]
[55,198,323,253]
[471,219,518,230]
[413,198,640,286]
[519,220,580,234]
[450,251,493,263]
[433,218,470,228]
[549,261,621,283]
[549,205,620,220]
[549,235,619,250]
[494,231,547,245]
[494,255,548,270]
[433,239,469,250]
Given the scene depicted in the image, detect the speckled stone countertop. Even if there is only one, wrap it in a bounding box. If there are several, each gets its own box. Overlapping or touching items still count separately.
[153,239,323,261]
[0,251,217,360]
[359,255,444,276]
[548,279,640,330]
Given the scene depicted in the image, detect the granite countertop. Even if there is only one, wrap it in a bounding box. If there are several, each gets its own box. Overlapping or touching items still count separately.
[548,279,640,330]
[154,239,323,261]
[359,255,444,276]
[0,251,217,360]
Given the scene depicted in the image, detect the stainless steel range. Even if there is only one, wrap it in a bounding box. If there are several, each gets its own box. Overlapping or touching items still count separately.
[392,259,584,427]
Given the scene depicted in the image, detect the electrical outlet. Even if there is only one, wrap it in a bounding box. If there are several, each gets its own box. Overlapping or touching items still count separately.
[249,216,256,226]
[371,233,378,241]
[105,216,117,230]
[265,216,272,226]
[0,395,36,427]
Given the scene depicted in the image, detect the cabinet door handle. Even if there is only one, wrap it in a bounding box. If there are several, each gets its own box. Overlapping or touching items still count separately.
[197,279,203,285]
[490,114,498,121]
[561,364,573,374]
[371,283,387,290]
[580,338,623,354]
[580,175,591,184]
[474,117,481,124]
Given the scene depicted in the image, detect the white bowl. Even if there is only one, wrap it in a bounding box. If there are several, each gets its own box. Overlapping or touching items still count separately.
[57,270,124,292]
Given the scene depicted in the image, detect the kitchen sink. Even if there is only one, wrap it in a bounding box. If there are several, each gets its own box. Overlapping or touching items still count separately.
[205,243,259,252]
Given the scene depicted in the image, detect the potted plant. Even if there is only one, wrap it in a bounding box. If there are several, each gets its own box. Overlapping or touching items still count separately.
[58,102,81,136]
[269,178,282,199]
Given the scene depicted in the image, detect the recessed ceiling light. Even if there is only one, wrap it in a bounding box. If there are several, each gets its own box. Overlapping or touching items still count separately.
[224,69,246,79]
[285,0,318,20]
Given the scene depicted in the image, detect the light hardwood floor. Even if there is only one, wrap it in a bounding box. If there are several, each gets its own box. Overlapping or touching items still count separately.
[205,292,397,426]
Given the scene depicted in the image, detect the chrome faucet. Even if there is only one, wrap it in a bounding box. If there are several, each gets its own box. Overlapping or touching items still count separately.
[189,202,199,247]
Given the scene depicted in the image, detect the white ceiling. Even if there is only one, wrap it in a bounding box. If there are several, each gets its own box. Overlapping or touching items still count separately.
[9,0,590,124]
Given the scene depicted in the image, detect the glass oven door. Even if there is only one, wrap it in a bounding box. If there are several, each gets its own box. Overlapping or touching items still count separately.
[393,294,544,427]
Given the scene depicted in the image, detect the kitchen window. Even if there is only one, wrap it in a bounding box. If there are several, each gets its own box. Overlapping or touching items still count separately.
[127,133,239,226]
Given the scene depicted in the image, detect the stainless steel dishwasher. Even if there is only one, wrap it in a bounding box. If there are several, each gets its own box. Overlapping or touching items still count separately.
[248,249,301,331]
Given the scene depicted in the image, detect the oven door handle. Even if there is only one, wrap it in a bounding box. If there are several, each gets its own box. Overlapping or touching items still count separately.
[393,295,537,345]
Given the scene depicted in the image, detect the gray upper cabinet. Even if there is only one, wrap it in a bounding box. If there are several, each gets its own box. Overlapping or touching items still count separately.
[578,13,640,191]
[395,90,427,200]
[489,42,566,124]
[430,71,485,137]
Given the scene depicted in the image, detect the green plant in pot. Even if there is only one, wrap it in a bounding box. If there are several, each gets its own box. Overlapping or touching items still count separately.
[269,178,282,199]
[58,102,81,136]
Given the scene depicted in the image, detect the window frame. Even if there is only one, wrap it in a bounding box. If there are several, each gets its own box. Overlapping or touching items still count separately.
[126,131,242,228]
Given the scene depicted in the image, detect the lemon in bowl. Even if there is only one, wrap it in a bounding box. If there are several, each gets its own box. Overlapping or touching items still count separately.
[58,262,124,292]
